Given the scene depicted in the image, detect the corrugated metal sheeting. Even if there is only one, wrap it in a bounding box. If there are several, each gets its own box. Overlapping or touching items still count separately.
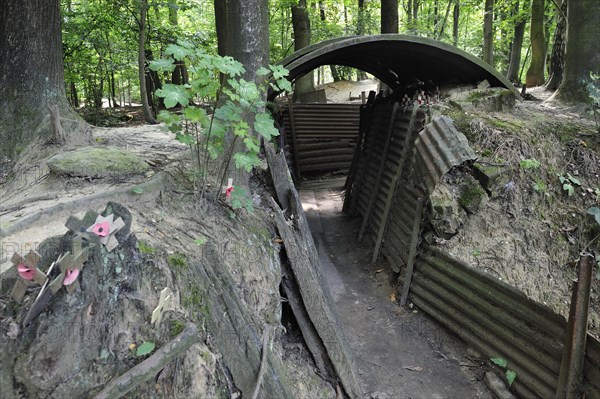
[281,103,361,177]
[342,98,600,398]
[406,248,600,399]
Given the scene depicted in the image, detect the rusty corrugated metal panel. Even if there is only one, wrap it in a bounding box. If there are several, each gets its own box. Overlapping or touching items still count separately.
[405,248,566,399]
[585,336,600,398]
[281,103,361,174]
[413,116,477,195]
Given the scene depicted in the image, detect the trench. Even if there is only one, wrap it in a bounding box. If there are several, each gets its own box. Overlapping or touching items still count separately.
[298,178,491,398]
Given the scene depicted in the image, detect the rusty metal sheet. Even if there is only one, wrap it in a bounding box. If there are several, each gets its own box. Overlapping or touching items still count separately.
[413,115,477,195]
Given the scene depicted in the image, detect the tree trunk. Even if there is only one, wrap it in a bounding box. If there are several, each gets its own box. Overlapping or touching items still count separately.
[356,0,368,80]
[213,0,270,186]
[554,0,600,103]
[507,0,526,83]
[169,1,189,86]
[292,0,314,98]
[545,0,567,91]
[525,0,546,87]
[381,0,399,33]
[138,0,157,124]
[453,1,459,46]
[483,0,494,65]
[0,0,88,159]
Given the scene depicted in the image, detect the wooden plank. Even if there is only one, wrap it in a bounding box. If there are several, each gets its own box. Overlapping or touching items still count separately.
[358,102,400,241]
[371,104,421,263]
[271,193,363,399]
[400,197,425,306]
[343,91,375,213]
[287,99,302,181]
[348,101,380,215]
[263,140,291,210]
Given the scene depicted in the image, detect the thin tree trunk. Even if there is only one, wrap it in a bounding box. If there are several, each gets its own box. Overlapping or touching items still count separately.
[545,0,567,91]
[483,0,494,65]
[525,0,546,87]
[435,0,453,39]
[381,0,399,33]
[292,0,314,97]
[138,0,157,124]
[452,0,459,46]
[507,0,526,83]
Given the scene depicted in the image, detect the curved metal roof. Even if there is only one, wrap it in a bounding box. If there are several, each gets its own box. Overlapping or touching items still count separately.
[279,34,515,93]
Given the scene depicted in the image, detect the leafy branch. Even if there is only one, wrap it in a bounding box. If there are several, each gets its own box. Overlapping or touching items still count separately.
[149,40,291,208]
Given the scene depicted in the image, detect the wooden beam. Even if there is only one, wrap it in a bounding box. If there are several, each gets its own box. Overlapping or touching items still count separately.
[287,99,302,181]
[400,197,425,306]
[271,193,363,399]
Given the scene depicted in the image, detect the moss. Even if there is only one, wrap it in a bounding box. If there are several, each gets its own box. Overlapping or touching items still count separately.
[483,116,525,133]
[170,320,185,336]
[459,179,487,213]
[137,241,155,254]
[167,253,187,270]
[47,146,149,178]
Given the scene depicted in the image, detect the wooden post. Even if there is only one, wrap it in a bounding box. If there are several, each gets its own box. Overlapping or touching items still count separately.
[347,95,378,215]
[371,104,421,262]
[555,251,595,399]
[358,102,400,241]
[287,99,302,181]
[343,91,375,213]
[48,104,65,144]
[400,197,425,306]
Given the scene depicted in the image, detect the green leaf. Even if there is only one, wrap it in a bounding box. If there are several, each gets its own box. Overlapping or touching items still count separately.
[254,113,279,140]
[244,137,260,152]
[233,152,261,172]
[136,341,155,357]
[519,159,540,170]
[175,132,196,146]
[194,237,207,246]
[155,84,191,108]
[149,59,176,72]
[184,107,209,125]
[132,187,144,195]
[490,357,507,368]
[567,173,581,186]
[257,66,271,76]
[563,183,574,196]
[506,370,517,386]
[165,43,192,61]
[587,207,600,225]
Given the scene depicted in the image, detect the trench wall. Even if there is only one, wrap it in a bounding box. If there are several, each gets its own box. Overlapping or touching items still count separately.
[343,97,600,399]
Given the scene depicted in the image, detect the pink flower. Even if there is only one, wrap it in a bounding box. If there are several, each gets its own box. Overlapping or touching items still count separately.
[226,186,234,198]
[17,264,35,280]
[63,268,80,286]
[92,221,110,237]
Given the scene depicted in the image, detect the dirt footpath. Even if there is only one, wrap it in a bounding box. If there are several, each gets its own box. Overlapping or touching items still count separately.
[299,179,492,399]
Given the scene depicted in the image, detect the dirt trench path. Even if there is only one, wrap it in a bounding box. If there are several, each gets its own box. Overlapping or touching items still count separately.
[299,179,492,399]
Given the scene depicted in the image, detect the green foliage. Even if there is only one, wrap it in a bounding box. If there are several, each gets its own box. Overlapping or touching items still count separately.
[131,187,144,195]
[558,173,581,196]
[519,159,541,170]
[151,42,290,202]
[167,253,187,269]
[490,357,518,387]
[137,240,155,254]
[230,187,254,213]
[194,236,207,246]
[490,357,507,368]
[533,180,546,193]
[506,369,517,387]
[136,341,155,357]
